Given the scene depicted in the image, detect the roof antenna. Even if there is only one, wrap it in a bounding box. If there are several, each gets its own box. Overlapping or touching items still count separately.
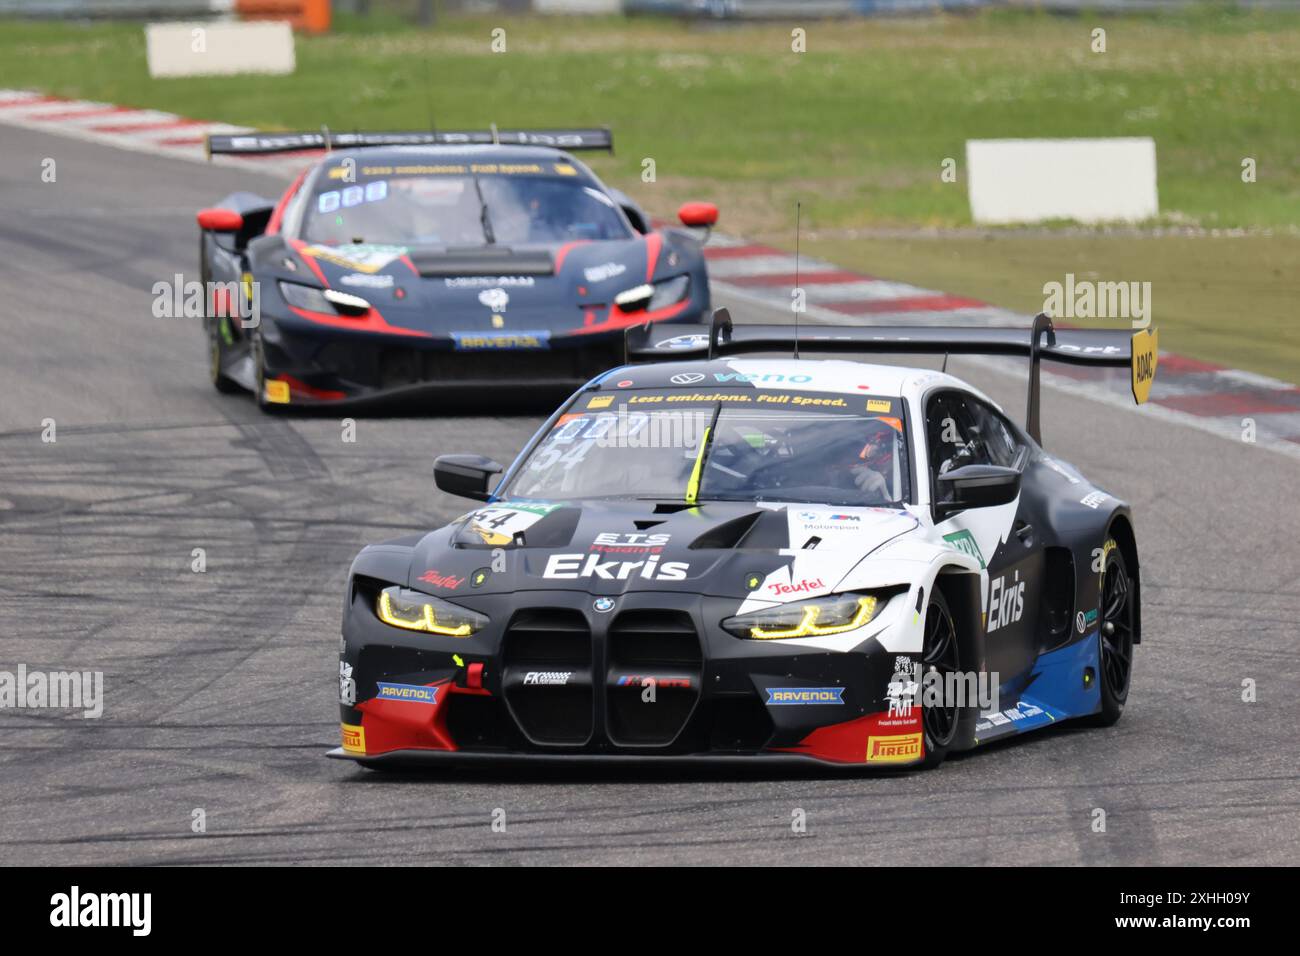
[941,352,949,373]
[793,201,802,360]
[490,122,500,146]
[321,124,332,153]
[424,58,437,136]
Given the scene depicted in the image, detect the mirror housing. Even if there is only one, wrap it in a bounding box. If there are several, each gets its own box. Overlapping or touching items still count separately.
[197,207,244,232]
[434,454,504,502]
[934,464,1021,515]
[678,201,719,228]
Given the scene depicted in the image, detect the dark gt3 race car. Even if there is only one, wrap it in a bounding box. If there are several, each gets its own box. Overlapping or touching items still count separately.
[329,313,1159,770]
[196,129,717,409]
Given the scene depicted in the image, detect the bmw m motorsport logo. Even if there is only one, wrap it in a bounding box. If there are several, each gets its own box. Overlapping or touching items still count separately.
[376,683,438,705]
[765,687,845,705]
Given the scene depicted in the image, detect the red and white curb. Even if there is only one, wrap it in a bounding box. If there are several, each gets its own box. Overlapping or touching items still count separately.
[0,89,309,177]
[4,88,1297,461]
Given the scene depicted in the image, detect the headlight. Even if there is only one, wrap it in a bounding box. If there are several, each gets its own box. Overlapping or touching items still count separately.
[279,281,370,316]
[722,593,883,640]
[614,275,690,312]
[375,585,487,637]
[648,274,690,310]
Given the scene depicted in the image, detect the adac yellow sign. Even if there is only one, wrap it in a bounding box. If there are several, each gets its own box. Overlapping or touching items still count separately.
[1131,328,1158,405]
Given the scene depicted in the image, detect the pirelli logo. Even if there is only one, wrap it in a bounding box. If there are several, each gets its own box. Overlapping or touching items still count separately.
[867,732,922,764]
[341,722,366,755]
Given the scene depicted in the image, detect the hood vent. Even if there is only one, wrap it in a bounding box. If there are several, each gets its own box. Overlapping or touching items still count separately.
[689,510,765,550]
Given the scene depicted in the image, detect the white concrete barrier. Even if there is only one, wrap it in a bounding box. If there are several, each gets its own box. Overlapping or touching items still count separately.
[966,138,1158,225]
[145,20,295,78]
[534,0,621,11]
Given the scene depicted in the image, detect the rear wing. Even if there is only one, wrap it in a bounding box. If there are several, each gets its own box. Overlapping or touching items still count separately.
[626,310,1158,445]
[206,127,613,158]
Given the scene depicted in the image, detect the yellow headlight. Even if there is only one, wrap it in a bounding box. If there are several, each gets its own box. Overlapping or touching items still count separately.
[722,594,884,641]
[750,595,878,640]
[375,586,484,637]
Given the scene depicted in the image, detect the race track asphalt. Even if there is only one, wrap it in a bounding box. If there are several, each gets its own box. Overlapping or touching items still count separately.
[1,126,1297,865]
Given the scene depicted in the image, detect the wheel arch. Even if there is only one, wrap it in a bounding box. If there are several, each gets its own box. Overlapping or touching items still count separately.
[1105,512,1142,645]
[932,563,984,751]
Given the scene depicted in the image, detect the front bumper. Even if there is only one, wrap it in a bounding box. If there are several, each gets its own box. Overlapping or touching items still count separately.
[257,303,703,407]
[334,587,925,768]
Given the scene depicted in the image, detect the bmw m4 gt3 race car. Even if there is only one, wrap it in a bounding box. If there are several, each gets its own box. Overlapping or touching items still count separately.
[196,129,717,409]
[329,313,1159,770]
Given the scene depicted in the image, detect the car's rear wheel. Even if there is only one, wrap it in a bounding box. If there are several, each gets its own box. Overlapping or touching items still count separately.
[1089,538,1135,726]
[921,588,961,767]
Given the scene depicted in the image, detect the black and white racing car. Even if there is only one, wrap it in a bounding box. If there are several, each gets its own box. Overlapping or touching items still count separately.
[329,313,1159,769]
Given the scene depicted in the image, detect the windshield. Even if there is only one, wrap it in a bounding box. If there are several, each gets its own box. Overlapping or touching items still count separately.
[506,392,910,507]
[301,173,633,246]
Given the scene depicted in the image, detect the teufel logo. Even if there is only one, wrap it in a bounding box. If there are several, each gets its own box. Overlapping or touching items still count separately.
[769,578,825,597]
[419,570,465,590]
[478,287,509,312]
[987,570,1026,633]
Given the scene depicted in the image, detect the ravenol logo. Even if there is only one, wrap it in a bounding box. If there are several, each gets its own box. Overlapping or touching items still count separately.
[765,687,845,706]
[452,331,550,350]
[376,683,439,705]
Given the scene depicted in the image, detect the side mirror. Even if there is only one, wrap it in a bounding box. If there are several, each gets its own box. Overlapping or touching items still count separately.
[934,464,1021,515]
[197,207,244,232]
[434,454,504,502]
[677,201,719,228]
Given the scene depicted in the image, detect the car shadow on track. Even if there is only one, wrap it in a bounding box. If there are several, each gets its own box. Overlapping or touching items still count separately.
[323,719,1109,785]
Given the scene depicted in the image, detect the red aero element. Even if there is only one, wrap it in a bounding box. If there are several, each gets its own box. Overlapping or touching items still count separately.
[677,202,719,228]
[196,207,243,232]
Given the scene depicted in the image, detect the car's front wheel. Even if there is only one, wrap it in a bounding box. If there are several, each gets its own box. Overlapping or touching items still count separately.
[921,588,961,767]
[1089,538,1136,726]
[207,317,240,394]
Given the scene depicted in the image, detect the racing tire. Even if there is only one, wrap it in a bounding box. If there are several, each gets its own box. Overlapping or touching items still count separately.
[208,318,240,394]
[1087,538,1136,727]
[920,588,961,768]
